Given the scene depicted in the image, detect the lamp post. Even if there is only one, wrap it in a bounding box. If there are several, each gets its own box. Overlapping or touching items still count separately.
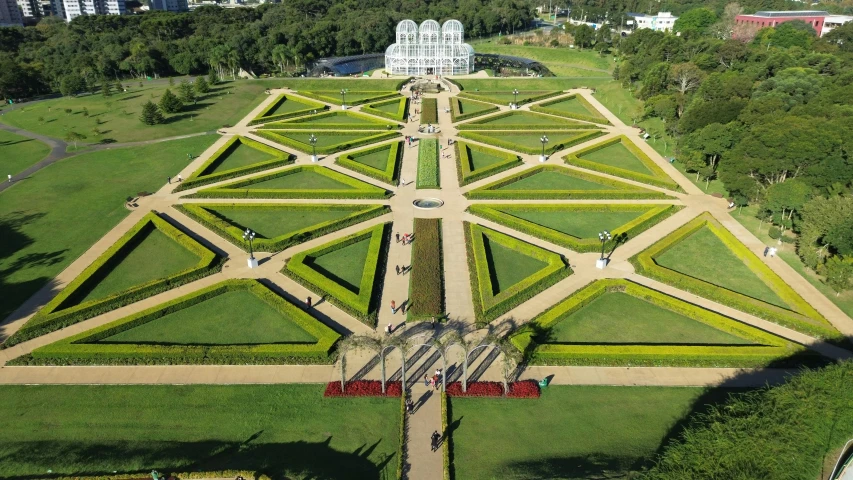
[243,228,258,268]
[340,89,348,110]
[539,134,548,162]
[512,89,519,109]
[596,230,611,269]
[309,133,318,162]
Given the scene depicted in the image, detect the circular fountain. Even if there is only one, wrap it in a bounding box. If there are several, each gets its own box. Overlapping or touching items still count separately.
[413,198,444,210]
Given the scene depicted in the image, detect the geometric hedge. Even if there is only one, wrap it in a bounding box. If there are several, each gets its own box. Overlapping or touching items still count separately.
[530,94,611,125]
[455,141,522,186]
[564,135,680,191]
[335,141,402,186]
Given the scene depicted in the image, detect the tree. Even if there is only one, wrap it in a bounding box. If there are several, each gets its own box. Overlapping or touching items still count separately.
[101,82,111,98]
[59,74,84,97]
[139,100,165,125]
[640,62,670,100]
[709,2,744,39]
[158,88,183,114]
[796,195,853,269]
[207,70,219,86]
[178,79,195,103]
[64,131,86,149]
[763,179,812,231]
[195,76,209,94]
[670,63,703,97]
[674,8,717,37]
[823,256,853,295]
[573,24,593,50]
[770,20,817,49]
[684,123,735,188]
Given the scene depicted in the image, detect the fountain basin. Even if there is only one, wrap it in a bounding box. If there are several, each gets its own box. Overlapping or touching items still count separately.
[413,198,444,210]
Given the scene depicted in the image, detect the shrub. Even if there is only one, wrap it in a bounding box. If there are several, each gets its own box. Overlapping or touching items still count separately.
[409,219,444,320]
[417,138,440,188]
[335,141,402,185]
[420,98,438,124]
[450,97,499,122]
[441,392,451,480]
[323,380,402,397]
[564,135,681,191]
[445,381,540,398]
[254,129,399,155]
[458,129,605,156]
[768,226,782,239]
[362,96,409,122]
[530,94,611,125]
[455,141,522,186]
[247,94,328,126]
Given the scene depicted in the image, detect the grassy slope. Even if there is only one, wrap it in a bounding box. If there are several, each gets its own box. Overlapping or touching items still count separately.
[0,130,51,175]
[0,384,399,479]
[469,43,613,77]
[0,135,217,322]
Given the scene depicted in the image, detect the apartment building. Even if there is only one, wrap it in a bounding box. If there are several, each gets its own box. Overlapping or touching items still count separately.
[0,0,24,26]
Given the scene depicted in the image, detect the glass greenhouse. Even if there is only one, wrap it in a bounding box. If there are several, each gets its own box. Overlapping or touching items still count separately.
[385,19,475,76]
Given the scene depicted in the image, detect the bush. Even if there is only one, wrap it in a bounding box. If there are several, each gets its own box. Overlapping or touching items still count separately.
[335,141,402,185]
[248,94,328,126]
[530,94,611,125]
[455,141,522,186]
[445,381,540,398]
[416,138,440,188]
[408,219,444,320]
[441,392,451,480]
[768,226,782,239]
[323,380,402,397]
[564,135,681,191]
[254,129,399,155]
[158,88,183,113]
[458,130,605,156]
[450,97,499,122]
[362,96,409,122]
[420,98,438,124]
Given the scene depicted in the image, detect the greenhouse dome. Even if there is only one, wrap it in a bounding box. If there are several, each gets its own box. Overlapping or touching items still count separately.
[385,19,475,75]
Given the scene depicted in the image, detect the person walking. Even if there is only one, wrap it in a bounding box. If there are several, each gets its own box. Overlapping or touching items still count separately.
[424,375,430,387]
[390,300,396,314]
[306,296,312,309]
[406,398,414,415]
[396,232,400,243]
[7,174,11,183]
[763,246,769,257]
[177,174,183,182]
[431,431,441,452]
[395,265,401,275]
[167,176,171,184]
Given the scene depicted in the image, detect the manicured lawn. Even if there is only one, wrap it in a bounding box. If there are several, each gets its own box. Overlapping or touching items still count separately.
[372,101,402,115]
[417,138,440,189]
[469,111,582,126]
[204,143,276,175]
[497,171,616,191]
[79,227,202,305]
[483,236,547,294]
[0,135,217,322]
[281,79,405,91]
[244,170,354,190]
[506,209,645,238]
[351,146,392,170]
[547,292,752,344]
[201,205,362,239]
[466,146,510,171]
[1,80,271,144]
[468,43,614,74]
[0,130,51,175]
[309,237,371,292]
[288,113,385,125]
[472,131,591,149]
[265,96,318,116]
[0,384,399,479]
[655,227,788,308]
[542,96,602,117]
[449,385,721,480]
[455,77,614,93]
[457,99,495,115]
[99,289,317,344]
[268,131,376,147]
[579,142,651,175]
[466,91,555,105]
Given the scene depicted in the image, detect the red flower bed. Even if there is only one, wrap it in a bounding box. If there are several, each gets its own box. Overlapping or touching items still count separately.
[324,380,402,397]
[445,380,540,398]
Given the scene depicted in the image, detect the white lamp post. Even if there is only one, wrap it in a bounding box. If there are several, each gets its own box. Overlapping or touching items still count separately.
[539,134,549,162]
[309,134,318,162]
[596,230,611,269]
[243,228,258,268]
[512,89,519,109]
[340,89,348,110]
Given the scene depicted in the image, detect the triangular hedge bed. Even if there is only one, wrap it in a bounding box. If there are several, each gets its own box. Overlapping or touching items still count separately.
[529,94,611,125]
[176,203,390,253]
[283,222,390,326]
[22,279,341,365]
[456,110,598,131]
[457,90,563,107]
[630,212,839,340]
[458,130,604,156]
[253,129,399,156]
[259,110,401,130]
[5,212,222,347]
[510,279,814,368]
[293,90,400,106]
[455,141,523,186]
[564,135,680,191]
[175,136,294,192]
[361,97,409,122]
[335,141,402,186]
[464,222,571,325]
[450,97,499,123]
[248,94,328,126]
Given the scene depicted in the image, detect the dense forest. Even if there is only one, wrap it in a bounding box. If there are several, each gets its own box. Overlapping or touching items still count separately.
[0,0,533,98]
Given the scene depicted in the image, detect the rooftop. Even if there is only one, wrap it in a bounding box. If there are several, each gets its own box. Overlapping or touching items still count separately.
[746,10,829,17]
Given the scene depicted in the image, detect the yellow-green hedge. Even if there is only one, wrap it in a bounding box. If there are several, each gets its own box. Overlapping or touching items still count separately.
[335,141,402,186]
[457,90,562,106]
[408,218,444,321]
[362,96,409,122]
[421,98,438,125]
[455,141,522,186]
[564,135,681,191]
[529,94,611,125]
[450,97,499,122]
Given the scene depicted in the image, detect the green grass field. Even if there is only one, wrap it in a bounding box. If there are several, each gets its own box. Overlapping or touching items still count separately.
[655,227,788,309]
[284,113,386,126]
[449,386,726,480]
[547,292,752,344]
[497,171,616,191]
[78,226,201,305]
[0,130,51,175]
[457,99,495,115]
[483,236,547,294]
[455,77,614,93]
[0,135,216,322]
[471,131,592,150]
[201,205,362,239]
[99,289,317,345]
[0,384,399,479]
[579,142,652,175]
[371,102,401,115]
[506,209,645,238]
[245,170,354,190]
[466,146,510,171]
[469,43,614,75]
[309,237,371,293]
[203,143,276,175]
[1,80,271,144]
[541,96,601,117]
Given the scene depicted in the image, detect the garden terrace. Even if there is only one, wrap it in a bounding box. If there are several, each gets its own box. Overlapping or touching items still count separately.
[457,130,604,156]
[335,141,403,186]
[253,129,399,155]
[175,136,294,191]
[530,94,611,125]
[455,141,522,186]
[408,218,444,321]
[564,135,680,191]
[248,94,328,126]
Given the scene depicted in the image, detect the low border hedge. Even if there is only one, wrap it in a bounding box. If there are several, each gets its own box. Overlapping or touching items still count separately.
[295,90,400,106]
[455,141,522,186]
[420,98,438,125]
[467,203,682,252]
[457,90,562,106]
[564,135,681,191]
[456,110,598,131]
[398,392,407,480]
[23,279,340,365]
[509,278,811,368]
[465,164,672,200]
[248,94,328,126]
[464,222,571,325]
[408,218,444,321]
[458,129,604,156]
[335,140,402,186]
[529,94,611,125]
[283,222,390,326]
[450,97,499,123]
[416,138,440,189]
[259,110,400,130]
[441,391,451,480]
[630,212,839,339]
[362,96,409,122]
[253,129,400,155]
[190,165,391,199]
[4,212,222,348]
[174,135,294,192]
[175,203,389,253]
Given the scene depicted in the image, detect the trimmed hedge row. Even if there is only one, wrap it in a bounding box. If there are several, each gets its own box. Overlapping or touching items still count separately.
[465,164,672,200]
[190,165,391,200]
[449,97,498,123]
[176,203,389,253]
[530,94,611,125]
[4,213,222,348]
[295,90,400,106]
[283,222,389,326]
[441,391,451,480]
[248,94,328,126]
[416,138,440,189]
[465,222,572,325]
[457,90,563,106]
[23,278,342,365]
[259,110,400,130]
[174,136,294,192]
[408,218,444,321]
[362,96,409,122]
[458,129,604,156]
[254,129,400,155]
[421,98,438,125]
[509,278,810,368]
[630,212,839,339]
[564,135,681,191]
[455,141,522,186]
[335,140,402,186]
[467,203,682,252]
[456,110,598,131]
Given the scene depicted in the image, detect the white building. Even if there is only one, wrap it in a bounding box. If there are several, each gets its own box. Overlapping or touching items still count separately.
[54,0,125,21]
[385,19,475,76]
[822,14,853,37]
[629,12,678,32]
[149,0,186,11]
[16,0,39,17]
[0,0,23,25]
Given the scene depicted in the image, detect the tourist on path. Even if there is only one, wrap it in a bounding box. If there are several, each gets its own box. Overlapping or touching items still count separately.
[306,296,312,308]
[431,431,441,452]
[390,300,396,314]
